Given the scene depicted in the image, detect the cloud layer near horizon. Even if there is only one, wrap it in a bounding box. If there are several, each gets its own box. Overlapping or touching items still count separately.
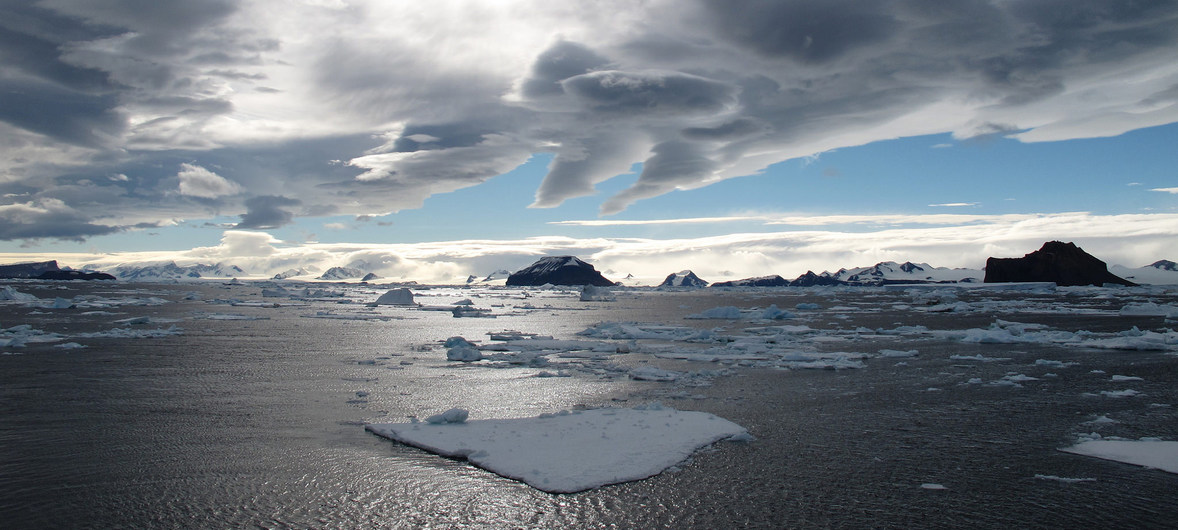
[2,0,1178,239]
[7,212,1177,284]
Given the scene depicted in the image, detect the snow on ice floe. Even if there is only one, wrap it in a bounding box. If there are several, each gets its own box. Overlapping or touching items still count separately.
[1060,439,1178,474]
[365,404,749,493]
[1033,474,1096,483]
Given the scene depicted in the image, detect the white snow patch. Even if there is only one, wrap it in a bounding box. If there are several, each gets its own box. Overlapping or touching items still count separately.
[366,405,748,493]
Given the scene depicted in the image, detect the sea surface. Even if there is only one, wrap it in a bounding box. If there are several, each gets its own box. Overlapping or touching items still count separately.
[2,280,1177,528]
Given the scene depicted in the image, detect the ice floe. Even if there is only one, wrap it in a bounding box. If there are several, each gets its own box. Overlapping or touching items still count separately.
[366,404,749,493]
[1060,439,1178,473]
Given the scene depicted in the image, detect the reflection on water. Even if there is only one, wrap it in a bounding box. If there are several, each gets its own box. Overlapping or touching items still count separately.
[2,282,1177,527]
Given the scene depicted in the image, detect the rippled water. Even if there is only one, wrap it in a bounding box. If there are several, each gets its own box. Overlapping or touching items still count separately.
[2,281,1177,528]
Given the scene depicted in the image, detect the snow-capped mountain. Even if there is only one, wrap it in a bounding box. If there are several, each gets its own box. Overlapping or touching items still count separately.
[108,261,246,281]
[467,270,511,285]
[273,267,312,280]
[659,270,708,288]
[790,261,982,286]
[317,266,366,280]
[1110,259,1178,285]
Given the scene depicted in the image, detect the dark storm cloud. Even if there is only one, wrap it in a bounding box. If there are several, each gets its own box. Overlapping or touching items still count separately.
[561,70,738,115]
[235,195,301,230]
[0,78,126,147]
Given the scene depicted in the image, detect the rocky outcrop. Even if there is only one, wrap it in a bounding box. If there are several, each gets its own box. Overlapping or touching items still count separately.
[788,271,846,287]
[0,260,60,278]
[37,270,116,281]
[659,270,708,288]
[505,256,614,287]
[710,275,790,287]
[1148,259,1177,271]
[984,241,1136,287]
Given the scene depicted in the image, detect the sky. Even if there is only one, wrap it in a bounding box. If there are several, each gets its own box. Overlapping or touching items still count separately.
[1,0,1177,283]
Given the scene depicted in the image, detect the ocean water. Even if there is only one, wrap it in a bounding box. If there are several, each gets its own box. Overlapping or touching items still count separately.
[2,281,1177,528]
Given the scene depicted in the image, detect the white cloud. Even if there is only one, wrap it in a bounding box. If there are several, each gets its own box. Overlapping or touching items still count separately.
[177,163,243,198]
[928,203,978,207]
[1151,187,1178,194]
[1,0,1176,240]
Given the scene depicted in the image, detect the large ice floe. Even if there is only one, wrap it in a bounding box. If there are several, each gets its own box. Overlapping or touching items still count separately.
[366,404,749,493]
[1060,439,1178,474]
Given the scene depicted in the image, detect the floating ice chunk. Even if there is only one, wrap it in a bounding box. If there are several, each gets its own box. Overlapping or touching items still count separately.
[115,316,152,325]
[879,349,918,358]
[1100,389,1142,398]
[1077,329,1177,351]
[51,297,74,309]
[920,483,948,490]
[950,354,1012,362]
[424,408,469,424]
[445,336,483,362]
[1034,359,1077,368]
[795,303,820,310]
[54,342,86,349]
[372,288,416,306]
[1119,302,1178,318]
[452,305,494,318]
[629,366,683,382]
[75,325,183,339]
[1110,375,1144,382]
[686,305,793,320]
[1083,415,1119,425]
[686,306,743,319]
[1033,474,1096,483]
[579,285,616,301]
[757,305,795,320]
[0,286,38,302]
[1060,439,1178,473]
[366,407,749,493]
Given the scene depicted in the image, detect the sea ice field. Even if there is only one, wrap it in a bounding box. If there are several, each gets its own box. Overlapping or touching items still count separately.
[2,279,1177,527]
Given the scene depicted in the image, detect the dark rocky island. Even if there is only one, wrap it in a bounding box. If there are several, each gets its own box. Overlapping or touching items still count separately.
[505,256,614,287]
[36,270,116,281]
[0,260,114,280]
[0,260,62,278]
[984,241,1136,287]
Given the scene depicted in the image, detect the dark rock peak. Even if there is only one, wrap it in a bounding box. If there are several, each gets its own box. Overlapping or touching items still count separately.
[789,271,846,287]
[899,261,924,273]
[505,256,614,287]
[984,241,1136,287]
[1148,259,1177,271]
[360,272,380,282]
[711,275,789,287]
[0,260,60,278]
